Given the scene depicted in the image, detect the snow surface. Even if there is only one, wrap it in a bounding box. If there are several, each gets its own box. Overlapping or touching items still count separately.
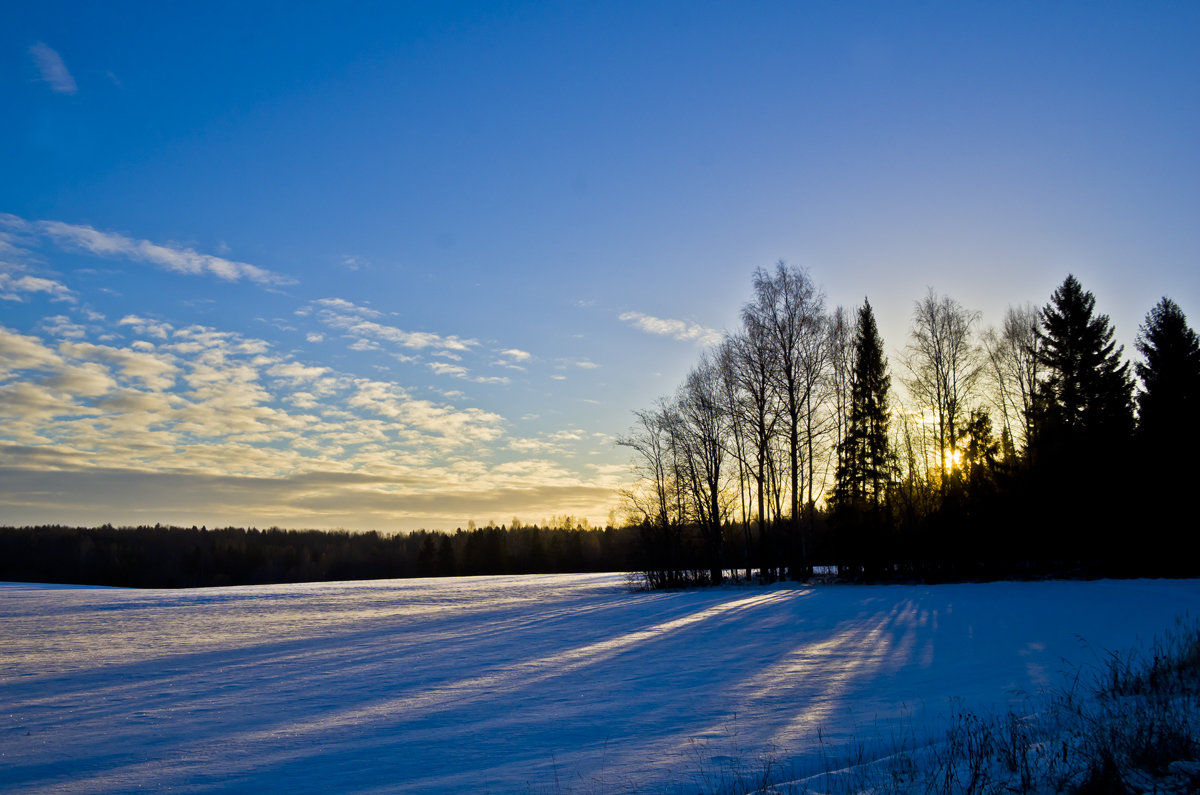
[2,574,1199,793]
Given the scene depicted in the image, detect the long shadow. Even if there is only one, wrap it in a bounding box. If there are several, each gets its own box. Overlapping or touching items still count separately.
[5,586,817,792]
[4,585,801,790]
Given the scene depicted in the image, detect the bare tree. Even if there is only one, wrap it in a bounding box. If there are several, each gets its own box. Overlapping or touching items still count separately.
[797,309,831,542]
[744,261,826,576]
[673,352,732,584]
[725,324,780,580]
[828,305,855,459]
[716,337,754,580]
[981,304,1041,457]
[617,400,684,587]
[808,305,856,511]
[903,289,984,493]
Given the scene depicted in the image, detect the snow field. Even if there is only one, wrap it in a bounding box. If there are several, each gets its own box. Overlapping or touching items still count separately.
[2,574,1199,793]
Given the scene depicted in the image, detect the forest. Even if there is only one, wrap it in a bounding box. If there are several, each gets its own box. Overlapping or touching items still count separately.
[4,270,1197,590]
[620,267,1200,587]
[0,521,641,588]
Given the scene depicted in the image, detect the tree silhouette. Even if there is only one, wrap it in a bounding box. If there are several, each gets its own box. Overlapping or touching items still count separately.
[1134,297,1200,572]
[981,304,1041,458]
[834,299,892,513]
[903,289,984,495]
[674,352,733,585]
[743,262,826,578]
[1136,297,1200,455]
[1035,275,1134,454]
[1032,275,1134,566]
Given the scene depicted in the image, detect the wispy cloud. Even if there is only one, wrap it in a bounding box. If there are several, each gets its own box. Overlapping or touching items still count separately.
[309,298,479,354]
[499,348,532,362]
[29,42,77,95]
[40,315,88,339]
[427,361,510,385]
[312,297,380,317]
[0,273,75,303]
[428,362,469,378]
[33,220,294,286]
[117,315,172,339]
[619,310,723,346]
[493,347,533,371]
[2,213,293,287]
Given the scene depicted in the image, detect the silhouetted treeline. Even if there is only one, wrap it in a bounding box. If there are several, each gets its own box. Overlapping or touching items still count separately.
[0,522,642,588]
[622,267,1200,586]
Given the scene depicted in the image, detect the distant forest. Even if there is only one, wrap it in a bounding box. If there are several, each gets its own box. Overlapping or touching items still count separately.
[5,270,1198,590]
[0,521,642,588]
[620,267,1200,587]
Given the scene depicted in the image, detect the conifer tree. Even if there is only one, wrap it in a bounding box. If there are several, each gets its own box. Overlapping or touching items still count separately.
[834,299,892,511]
[1136,297,1200,455]
[1035,274,1134,455]
[1031,275,1134,567]
[1134,297,1200,572]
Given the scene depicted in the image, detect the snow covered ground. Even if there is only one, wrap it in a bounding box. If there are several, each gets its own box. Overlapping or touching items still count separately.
[2,574,1199,793]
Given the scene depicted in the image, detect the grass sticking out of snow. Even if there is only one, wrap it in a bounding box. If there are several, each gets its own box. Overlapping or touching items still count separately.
[683,617,1200,795]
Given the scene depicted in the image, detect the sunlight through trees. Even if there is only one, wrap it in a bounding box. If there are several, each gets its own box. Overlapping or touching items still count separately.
[620,270,1198,584]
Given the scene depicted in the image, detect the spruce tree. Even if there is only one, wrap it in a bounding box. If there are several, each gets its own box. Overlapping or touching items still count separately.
[1134,297,1200,573]
[834,299,892,511]
[1032,275,1134,568]
[1035,274,1134,453]
[1136,297,1200,454]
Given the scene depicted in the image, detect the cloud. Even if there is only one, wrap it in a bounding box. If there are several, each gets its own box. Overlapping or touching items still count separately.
[0,273,75,303]
[267,362,330,385]
[41,361,118,397]
[493,348,532,371]
[118,315,173,339]
[349,319,477,352]
[619,310,723,346]
[33,219,294,286]
[310,298,479,354]
[40,315,87,338]
[0,309,629,530]
[313,297,380,317]
[60,341,178,391]
[29,42,77,94]
[427,361,510,385]
[0,327,65,377]
[347,380,504,443]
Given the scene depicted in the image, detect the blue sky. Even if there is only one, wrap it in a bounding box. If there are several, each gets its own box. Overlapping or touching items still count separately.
[3,2,1198,531]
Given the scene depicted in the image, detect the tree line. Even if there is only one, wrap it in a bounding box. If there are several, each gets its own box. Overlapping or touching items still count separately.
[0,521,642,588]
[6,269,1194,590]
[620,265,1200,586]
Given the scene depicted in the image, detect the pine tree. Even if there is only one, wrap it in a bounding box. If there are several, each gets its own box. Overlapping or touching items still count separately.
[1136,297,1200,454]
[1035,274,1134,455]
[1031,275,1135,568]
[834,299,892,511]
[1133,297,1200,572]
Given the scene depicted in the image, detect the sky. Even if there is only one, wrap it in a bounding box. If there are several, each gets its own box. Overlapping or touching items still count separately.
[3,1,1198,532]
